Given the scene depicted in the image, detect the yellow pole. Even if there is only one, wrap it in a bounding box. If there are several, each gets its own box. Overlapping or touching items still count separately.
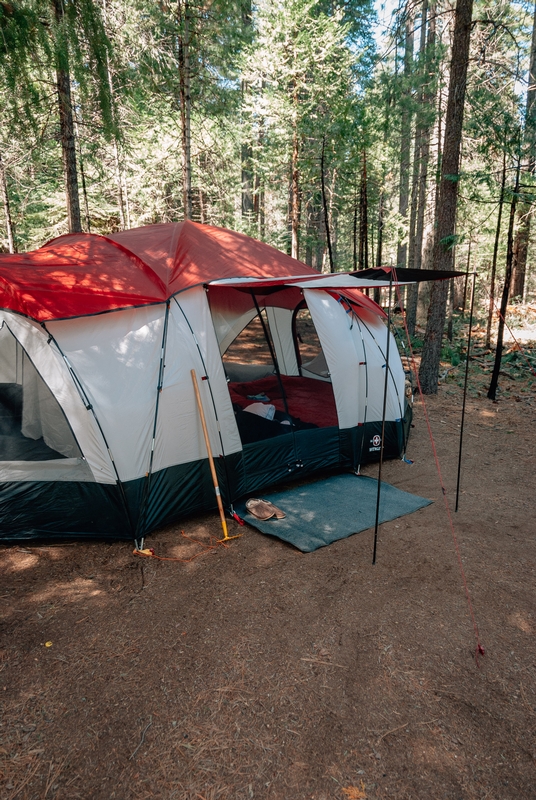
[191,369,239,542]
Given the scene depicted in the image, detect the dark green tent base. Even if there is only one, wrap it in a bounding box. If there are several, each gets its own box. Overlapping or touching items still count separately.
[0,411,413,543]
[233,473,432,552]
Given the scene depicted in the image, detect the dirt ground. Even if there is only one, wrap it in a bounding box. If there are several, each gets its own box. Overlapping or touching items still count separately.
[1,340,535,799]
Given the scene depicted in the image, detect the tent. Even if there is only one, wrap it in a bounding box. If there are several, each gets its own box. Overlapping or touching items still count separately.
[0,221,412,543]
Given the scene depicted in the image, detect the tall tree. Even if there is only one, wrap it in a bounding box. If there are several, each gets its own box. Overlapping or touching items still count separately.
[0,152,16,252]
[419,0,474,394]
[406,0,437,336]
[396,4,415,272]
[511,0,536,298]
[0,0,114,233]
[177,0,192,220]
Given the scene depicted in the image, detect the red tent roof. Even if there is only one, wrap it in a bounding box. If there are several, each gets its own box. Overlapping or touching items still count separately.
[0,221,383,321]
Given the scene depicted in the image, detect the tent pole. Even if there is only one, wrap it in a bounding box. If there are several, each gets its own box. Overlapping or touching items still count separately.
[455,272,476,512]
[191,369,239,542]
[373,269,394,565]
[175,295,234,514]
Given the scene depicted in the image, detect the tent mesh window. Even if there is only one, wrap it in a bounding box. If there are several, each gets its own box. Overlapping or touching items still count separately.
[294,308,330,380]
[222,312,275,383]
[0,325,82,461]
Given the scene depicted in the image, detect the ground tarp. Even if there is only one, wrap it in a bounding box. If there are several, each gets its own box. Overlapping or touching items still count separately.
[234,473,432,552]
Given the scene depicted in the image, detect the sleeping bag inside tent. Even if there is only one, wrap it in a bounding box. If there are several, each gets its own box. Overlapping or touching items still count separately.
[0,221,412,542]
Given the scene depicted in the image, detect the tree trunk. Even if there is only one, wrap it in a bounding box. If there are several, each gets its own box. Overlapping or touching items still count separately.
[407,0,434,335]
[353,184,358,271]
[511,0,536,298]
[488,161,521,400]
[178,0,192,220]
[53,0,81,234]
[0,153,16,253]
[290,90,300,260]
[419,0,474,394]
[103,0,126,230]
[56,67,82,233]
[375,185,384,304]
[241,1,254,219]
[241,141,255,217]
[396,5,414,270]
[358,151,369,270]
[321,137,334,272]
[77,136,91,233]
[53,0,81,233]
[485,149,507,349]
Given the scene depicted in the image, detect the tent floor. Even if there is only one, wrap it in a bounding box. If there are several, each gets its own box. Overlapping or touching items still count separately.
[0,384,67,461]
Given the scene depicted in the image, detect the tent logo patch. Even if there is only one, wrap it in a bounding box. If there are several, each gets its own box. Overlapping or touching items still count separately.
[369,434,381,452]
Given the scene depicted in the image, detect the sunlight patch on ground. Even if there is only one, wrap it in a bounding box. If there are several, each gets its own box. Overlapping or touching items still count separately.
[30,578,103,605]
[508,611,533,635]
[504,327,536,343]
[1,551,40,572]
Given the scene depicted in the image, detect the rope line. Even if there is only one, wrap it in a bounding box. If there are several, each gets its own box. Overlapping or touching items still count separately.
[396,284,484,666]
[133,530,228,563]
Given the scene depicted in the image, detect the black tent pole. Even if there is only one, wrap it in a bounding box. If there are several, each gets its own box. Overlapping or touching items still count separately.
[455,272,476,512]
[251,291,289,415]
[373,269,394,565]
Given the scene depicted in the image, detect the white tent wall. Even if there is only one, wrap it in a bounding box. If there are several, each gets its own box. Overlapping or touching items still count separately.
[2,312,116,483]
[49,306,165,484]
[303,290,405,428]
[353,310,405,423]
[0,321,23,383]
[152,289,242,473]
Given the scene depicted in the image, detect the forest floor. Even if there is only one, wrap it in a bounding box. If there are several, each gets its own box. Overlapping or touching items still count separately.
[1,312,535,800]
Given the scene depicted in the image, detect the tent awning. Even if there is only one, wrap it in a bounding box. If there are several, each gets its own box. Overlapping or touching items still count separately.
[209,267,465,291]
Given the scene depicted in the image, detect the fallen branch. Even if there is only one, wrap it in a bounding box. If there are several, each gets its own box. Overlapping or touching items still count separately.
[129,717,153,760]
[300,658,348,669]
[376,721,409,744]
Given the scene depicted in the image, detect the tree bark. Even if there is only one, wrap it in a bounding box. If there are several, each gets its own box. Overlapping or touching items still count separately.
[485,149,507,348]
[0,153,16,253]
[53,0,81,234]
[321,137,334,272]
[375,184,384,304]
[406,0,434,335]
[353,184,358,271]
[56,65,82,233]
[396,5,414,271]
[290,86,300,260]
[358,151,369,270]
[241,141,255,217]
[178,0,192,220]
[419,0,474,394]
[488,161,520,400]
[511,0,536,298]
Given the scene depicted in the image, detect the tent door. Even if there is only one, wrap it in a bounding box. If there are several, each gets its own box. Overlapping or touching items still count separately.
[0,323,83,463]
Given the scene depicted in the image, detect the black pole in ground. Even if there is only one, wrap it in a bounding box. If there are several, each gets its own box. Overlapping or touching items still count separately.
[373,269,394,565]
[455,272,476,512]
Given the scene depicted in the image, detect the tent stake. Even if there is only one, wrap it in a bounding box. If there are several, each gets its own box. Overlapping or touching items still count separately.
[373,269,394,564]
[455,272,476,512]
[191,369,240,542]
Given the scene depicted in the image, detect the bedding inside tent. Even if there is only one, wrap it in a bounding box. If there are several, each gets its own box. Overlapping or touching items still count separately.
[211,289,339,445]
